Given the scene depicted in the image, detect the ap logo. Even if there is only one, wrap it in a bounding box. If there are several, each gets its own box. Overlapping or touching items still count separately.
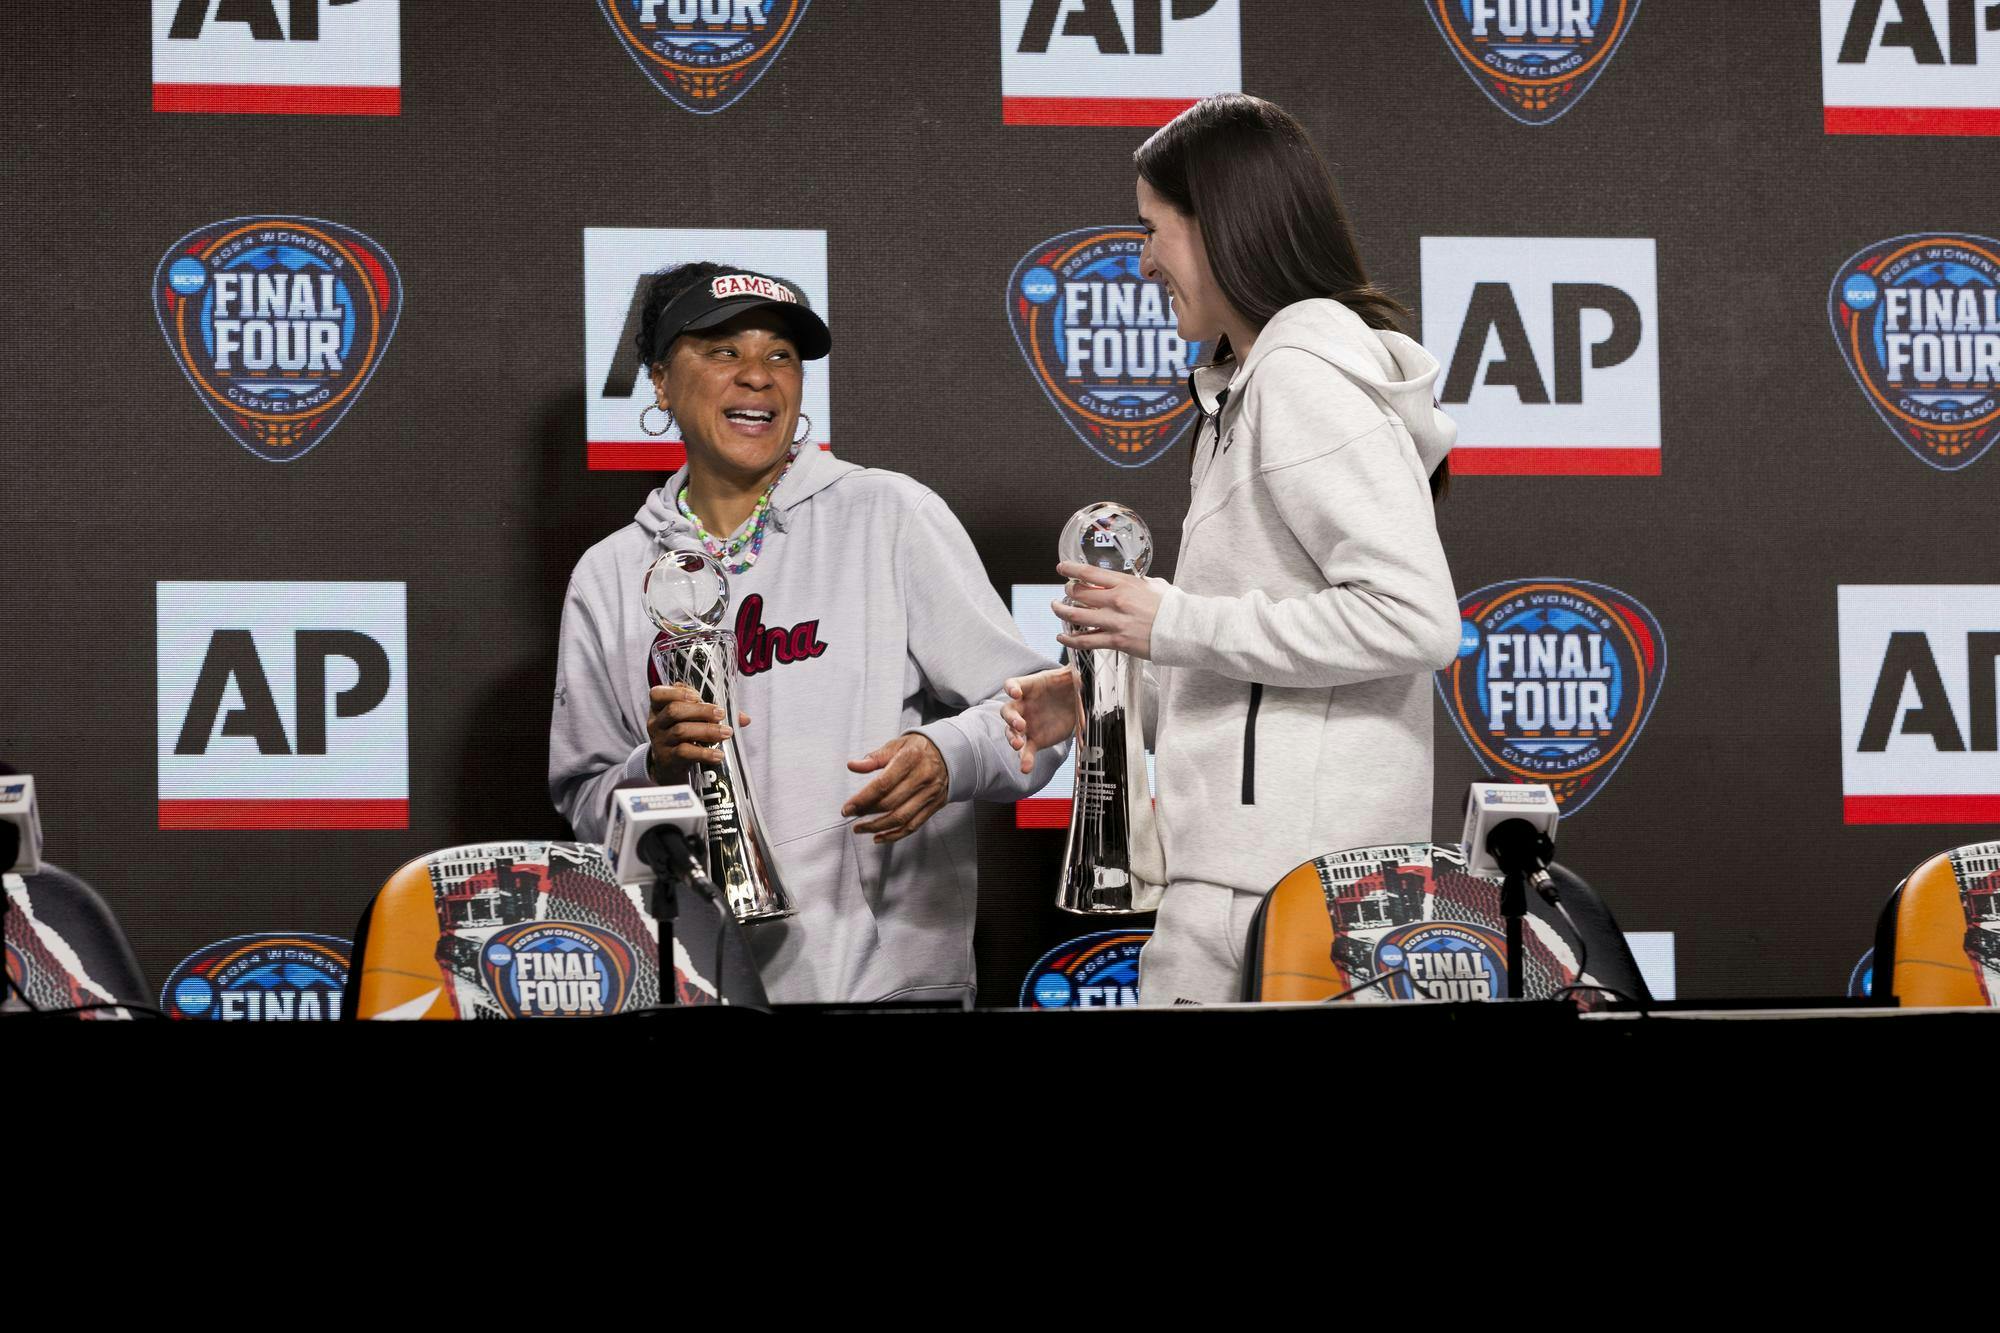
[154,217,402,463]
[999,0,1242,126]
[1822,0,2000,135]
[1422,236,1660,474]
[1006,226,1202,468]
[595,0,811,114]
[1426,0,1644,125]
[153,0,400,114]
[1839,585,2000,824]
[1829,233,2000,470]
[1437,578,1667,814]
[157,581,409,830]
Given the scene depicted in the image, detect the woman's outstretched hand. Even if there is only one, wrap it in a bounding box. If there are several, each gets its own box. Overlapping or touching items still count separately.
[1002,666,1082,775]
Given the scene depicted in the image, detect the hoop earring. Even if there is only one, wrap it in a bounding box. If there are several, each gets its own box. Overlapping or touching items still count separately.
[792,413,812,448]
[641,404,675,437]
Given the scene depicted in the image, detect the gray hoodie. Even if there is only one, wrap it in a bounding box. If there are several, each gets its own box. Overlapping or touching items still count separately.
[1147,298,1461,898]
[549,444,1066,1004]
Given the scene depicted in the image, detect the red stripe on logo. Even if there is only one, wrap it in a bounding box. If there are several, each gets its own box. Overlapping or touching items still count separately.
[159,799,409,830]
[1002,96,1199,127]
[1824,106,2000,137]
[1450,448,1660,476]
[1843,795,2000,825]
[588,441,830,471]
[1016,798,1071,829]
[152,84,402,116]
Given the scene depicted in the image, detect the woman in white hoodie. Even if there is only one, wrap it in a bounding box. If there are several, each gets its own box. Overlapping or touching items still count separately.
[1004,94,1463,1005]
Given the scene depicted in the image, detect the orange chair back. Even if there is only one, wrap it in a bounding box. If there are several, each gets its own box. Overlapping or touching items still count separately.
[349,840,689,1020]
[1881,841,2000,1007]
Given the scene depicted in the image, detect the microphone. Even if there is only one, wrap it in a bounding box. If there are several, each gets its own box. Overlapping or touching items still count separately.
[1,775,42,877]
[1462,782,1560,1002]
[639,825,717,906]
[606,785,708,891]
[1460,781,1557,898]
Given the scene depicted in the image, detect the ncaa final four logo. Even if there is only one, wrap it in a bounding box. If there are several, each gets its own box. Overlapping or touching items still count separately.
[161,933,351,1021]
[1375,923,1507,1002]
[596,0,811,114]
[1437,578,1666,814]
[1007,226,1201,468]
[154,217,402,463]
[1830,233,2000,471]
[478,922,637,1018]
[1426,0,1643,125]
[1020,930,1149,1008]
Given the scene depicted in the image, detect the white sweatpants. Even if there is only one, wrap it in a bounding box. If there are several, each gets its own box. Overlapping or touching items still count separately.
[1136,880,1266,1006]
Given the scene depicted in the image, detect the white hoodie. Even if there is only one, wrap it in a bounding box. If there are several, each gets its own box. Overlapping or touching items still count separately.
[1146,298,1461,898]
[548,445,1067,1004]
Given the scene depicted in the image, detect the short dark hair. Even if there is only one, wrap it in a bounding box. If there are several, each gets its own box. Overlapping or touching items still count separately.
[636,260,817,371]
[1136,95,1445,499]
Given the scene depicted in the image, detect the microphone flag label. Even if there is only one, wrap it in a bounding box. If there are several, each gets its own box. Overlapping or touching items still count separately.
[1829,233,2000,471]
[594,0,811,115]
[1436,578,1667,814]
[1006,226,1202,468]
[154,217,402,463]
[1425,0,1644,125]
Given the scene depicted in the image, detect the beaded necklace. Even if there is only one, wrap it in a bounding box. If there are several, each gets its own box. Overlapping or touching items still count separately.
[677,449,797,575]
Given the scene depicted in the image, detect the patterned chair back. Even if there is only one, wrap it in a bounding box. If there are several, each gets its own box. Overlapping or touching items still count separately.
[1242,841,1650,1006]
[346,840,765,1019]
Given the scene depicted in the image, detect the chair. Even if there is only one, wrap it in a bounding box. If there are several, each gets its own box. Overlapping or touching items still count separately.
[1241,841,1651,1006]
[344,839,767,1019]
[1872,839,2000,1007]
[3,863,151,1016]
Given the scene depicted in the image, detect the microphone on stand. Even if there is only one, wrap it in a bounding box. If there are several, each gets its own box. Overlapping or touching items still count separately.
[1,775,43,877]
[606,785,713,1005]
[1460,782,1559,999]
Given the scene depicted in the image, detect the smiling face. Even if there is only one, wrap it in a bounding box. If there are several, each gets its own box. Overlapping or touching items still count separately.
[1137,175,1231,346]
[650,306,804,486]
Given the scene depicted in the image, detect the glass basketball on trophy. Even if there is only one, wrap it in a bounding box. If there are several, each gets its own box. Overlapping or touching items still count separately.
[1058,500,1154,580]
[643,547,731,636]
[1054,502,1164,915]
[642,548,795,924]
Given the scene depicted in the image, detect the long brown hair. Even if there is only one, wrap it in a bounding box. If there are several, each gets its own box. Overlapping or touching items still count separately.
[1136,94,1447,499]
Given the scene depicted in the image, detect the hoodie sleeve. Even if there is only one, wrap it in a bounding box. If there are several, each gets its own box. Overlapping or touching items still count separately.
[898,491,1071,802]
[1149,347,1461,689]
[549,574,651,843]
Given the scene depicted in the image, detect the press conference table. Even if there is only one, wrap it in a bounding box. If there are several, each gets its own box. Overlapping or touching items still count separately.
[18,998,1986,1071]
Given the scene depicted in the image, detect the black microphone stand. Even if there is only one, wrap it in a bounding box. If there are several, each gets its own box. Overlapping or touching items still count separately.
[638,826,722,1008]
[1487,819,1556,1001]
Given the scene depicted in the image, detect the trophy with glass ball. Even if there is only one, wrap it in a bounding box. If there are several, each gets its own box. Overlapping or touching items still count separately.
[1055,502,1165,915]
[643,548,796,924]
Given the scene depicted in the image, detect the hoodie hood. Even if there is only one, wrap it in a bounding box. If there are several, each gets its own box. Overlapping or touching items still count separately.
[1218,299,1456,475]
[634,442,861,549]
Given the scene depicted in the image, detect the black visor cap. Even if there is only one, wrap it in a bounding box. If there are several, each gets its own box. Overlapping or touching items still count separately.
[653,273,832,363]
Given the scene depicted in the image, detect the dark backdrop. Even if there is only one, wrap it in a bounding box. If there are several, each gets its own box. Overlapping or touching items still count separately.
[2,2,1990,1005]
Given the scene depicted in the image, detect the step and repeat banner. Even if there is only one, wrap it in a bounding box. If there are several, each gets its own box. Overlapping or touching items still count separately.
[3,1,1998,1015]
